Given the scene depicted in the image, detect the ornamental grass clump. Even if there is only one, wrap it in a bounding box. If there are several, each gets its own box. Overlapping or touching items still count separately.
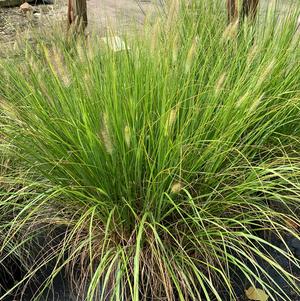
[1,1,300,300]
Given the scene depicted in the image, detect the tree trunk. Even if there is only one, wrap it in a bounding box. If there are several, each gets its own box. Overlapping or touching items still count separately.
[68,0,88,32]
[227,0,259,24]
[227,0,238,24]
[241,0,259,20]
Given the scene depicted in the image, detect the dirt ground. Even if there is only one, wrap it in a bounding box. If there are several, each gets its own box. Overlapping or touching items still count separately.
[0,1,298,58]
[86,0,296,31]
[0,0,297,44]
[87,0,160,33]
[0,0,160,50]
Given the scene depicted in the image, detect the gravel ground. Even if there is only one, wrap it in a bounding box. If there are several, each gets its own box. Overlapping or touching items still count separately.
[0,0,66,43]
[0,0,297,46]
[0,0,158,45]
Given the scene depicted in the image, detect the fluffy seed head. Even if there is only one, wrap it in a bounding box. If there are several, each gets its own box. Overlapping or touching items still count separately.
[164,108,178,136]
[44,45,71,87]
[76,41,86,62]
[166,0,180,31]
[259,60,275,84]
[171,182,183,194]
[215,72,227,95]
[150,20,161,55]
[249,94,264,113]
[236,92,249,109]
[100,113,113,154]
[247,45,258,64]
[172,35,180,64]
[0,98,20,122]
[185,37,199,74]
[124,125,131,148]
[222,20,239,41]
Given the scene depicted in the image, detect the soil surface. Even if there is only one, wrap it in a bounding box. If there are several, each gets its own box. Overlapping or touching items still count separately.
[0,0,66,49]
[0,0,159,45]
[0,0,297,46]
[87,0,159,34]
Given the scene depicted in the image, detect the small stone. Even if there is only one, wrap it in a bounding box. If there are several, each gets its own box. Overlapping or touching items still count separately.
[19,2,33,13]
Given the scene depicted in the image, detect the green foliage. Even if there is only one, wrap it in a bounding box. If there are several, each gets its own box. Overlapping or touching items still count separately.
[1,1,300,300]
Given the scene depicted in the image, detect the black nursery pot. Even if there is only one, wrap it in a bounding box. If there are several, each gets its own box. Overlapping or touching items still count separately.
[219,231,300,301]
[2,227,300,301]
[0,226,72,301]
